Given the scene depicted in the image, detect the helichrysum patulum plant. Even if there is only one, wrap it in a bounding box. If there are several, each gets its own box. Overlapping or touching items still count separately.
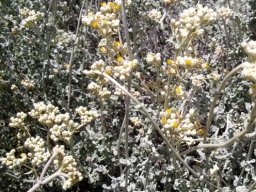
[0,0,256,191]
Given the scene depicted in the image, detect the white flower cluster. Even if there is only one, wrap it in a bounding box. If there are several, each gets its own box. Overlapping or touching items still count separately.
[52,145,65,157]
[24,136,50,166]
[99,87,112,100]
[9,112,27,128]
[53,146,82,190]
[241,41,256,82]
[98,38,110,55]
[218,7,233,19]
[82,1,121,36]
[11,84,18,91]
[84,60,105,75]
[29,102,81,142]
[114,87,126,96]
[61,156,83,190]
[113,59,138,80]
[190,74,206,87]
[29,102,59,127]
[206,70,221,81]
[148,9,162,22]
[160,108,202,143]
[75,106,99,125]
[55,30,76,48]
[241,62,256,82]
[87,82,100,93]
[19,7,31,17]
[21,79,35,90]
[146,52,161,65]
[50,113,79,142]
[241,40,256,63]
[87,82,112,100]
[19,8,44,29]
[171,4,217,40]
[85,57,137,81]
[1,149,27,169]
[249,84,256,96]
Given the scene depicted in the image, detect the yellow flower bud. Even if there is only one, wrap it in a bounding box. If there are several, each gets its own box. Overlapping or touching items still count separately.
[202,62,209,69]
[175,85,184,95]
[105,67,112,75]
[99,47,107,54]
[91,20,99,29]
[113,3,121,12]
[185,58,192,66]
[165,108,172,114]
[172,120,179,128]
[161,116,167,124]
[198,128,205,136]
[166,59,173,65]
[117,55,123,63]
[100,2,106,7]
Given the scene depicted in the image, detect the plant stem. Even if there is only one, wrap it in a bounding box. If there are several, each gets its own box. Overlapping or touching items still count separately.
[121,0,134,189]
[28,170,61,192]
[203,63,244,143]
[67,0,86,109]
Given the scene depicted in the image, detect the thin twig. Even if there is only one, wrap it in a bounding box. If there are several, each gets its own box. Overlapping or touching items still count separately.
[67,0,86,109]
[28,170,62,192]
[40,153,58,180]
[121,0,134,189]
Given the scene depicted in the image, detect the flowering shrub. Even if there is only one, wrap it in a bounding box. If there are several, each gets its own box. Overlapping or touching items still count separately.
[0,0,256,191]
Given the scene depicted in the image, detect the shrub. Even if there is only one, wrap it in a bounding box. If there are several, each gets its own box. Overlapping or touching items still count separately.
[0,0,256,191]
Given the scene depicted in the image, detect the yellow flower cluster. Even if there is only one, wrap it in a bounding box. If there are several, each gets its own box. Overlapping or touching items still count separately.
[82,1,121,36]
[175,85,185,97]
[160,108,204,144]
[164,56,208,76]
[83,0,137,102]
[176,56,208,69]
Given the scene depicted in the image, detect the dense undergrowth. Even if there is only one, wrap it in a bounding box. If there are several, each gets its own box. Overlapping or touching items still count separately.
[0,0,256,191]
